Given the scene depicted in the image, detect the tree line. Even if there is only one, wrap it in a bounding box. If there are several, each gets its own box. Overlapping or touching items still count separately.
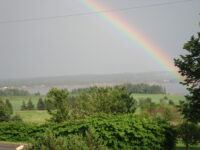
[21,98,46,110]
[0,88,30,96]
[124,83,166,94]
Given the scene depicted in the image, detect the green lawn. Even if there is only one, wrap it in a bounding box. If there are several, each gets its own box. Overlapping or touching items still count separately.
[0,94,185,123]
[0,96,49,123]
[0,96,44,111]
[14,110,50,123]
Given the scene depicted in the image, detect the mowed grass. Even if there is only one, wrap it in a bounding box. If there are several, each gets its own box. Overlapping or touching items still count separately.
[0,96,44,111]
[0,94,185,123]
[132,94,185,104]
[0,96,48,123]
[14,110,50,124]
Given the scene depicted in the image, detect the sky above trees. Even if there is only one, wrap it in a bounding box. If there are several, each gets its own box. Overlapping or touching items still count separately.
[0,0,199,79]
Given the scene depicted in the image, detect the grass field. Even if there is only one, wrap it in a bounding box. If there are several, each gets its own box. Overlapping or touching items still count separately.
[0,94,185,123]
[14,110,50,123]
[0,96,44,111]
[1,94,186,111]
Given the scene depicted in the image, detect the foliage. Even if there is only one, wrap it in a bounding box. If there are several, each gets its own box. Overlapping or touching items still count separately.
[177,121,200,150]
[174,32,200,122]
[26,130,69,150]
[169,99,175,105]
[27,99,35,110]
[46,88,69,123]
[0,88,30,96]
[75,86,137,115]
[50,114,176,150]
[21,99,35,110]
[0,102,12,122]
[0,121,46,142]
[0,114,176,150]
[124,83,166,94]
[21,100,27,110]
[37,98,46,110]
[141,104,180,122]
[138,97,153,108]
[5,99,13,114]
[26,128,108,150]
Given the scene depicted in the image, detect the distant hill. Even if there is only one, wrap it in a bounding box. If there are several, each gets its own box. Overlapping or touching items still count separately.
[0,71,178,87]
[0,72,187,95]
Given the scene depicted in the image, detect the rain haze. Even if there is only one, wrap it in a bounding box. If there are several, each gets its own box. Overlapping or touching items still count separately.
[0,0,199,79]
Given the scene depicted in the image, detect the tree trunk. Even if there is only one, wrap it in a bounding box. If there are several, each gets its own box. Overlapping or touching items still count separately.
[185,143,189,150]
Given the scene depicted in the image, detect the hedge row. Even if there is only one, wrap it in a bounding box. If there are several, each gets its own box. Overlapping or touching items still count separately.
[0,114,176,150]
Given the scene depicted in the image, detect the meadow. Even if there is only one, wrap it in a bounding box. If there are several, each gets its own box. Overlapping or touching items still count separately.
[1,96,44,111]
[0,94,186,123]
[1,94,199,149]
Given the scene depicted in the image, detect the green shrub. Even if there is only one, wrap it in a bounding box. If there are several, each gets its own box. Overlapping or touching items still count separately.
[0,121,46,142]
[50,114,176,150]
[26,130,69,150]
[0,114,176,150]
[26,128,108,150]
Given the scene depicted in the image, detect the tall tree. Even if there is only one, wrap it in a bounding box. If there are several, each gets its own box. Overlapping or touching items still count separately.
[46,88,69,122]
[27,99,35,110]
[174,32,200,122]
[5,99,13,114]
[37,98,45,110]
[21,100,27,110]
[76,86,137,115]
[0,103,12,122]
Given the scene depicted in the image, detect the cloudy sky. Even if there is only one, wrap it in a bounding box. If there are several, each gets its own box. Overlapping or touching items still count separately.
[0,0,199,79]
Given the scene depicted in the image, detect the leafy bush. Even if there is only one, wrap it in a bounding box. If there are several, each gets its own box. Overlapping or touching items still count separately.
[50,114,176,150]
[0,102,12,122]
[26,131,70,150]
[0,114,176,150]
[75,86,137,115]
[0,121,46,142]
[26,128,108,150]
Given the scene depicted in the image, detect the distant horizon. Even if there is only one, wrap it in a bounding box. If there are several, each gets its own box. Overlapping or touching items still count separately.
[0,70,173,80]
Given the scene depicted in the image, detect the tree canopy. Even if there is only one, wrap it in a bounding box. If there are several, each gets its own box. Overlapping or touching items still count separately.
[46,88,69,122]
[75,86,137,115]
[174,32,200,122]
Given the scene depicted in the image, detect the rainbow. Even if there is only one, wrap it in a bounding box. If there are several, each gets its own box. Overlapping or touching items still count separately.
[78,0,182,81]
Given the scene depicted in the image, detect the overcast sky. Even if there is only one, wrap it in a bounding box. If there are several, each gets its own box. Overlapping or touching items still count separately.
[0,0,199,79]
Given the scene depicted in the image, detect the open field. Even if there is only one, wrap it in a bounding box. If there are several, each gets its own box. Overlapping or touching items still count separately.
[0,94,185,111]
[14,110,50,123]
[0,94,185,123]
[0,96,44,111]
